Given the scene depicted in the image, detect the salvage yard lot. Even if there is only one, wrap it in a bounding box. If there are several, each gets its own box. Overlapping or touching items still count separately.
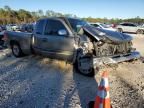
[0,34,144,108]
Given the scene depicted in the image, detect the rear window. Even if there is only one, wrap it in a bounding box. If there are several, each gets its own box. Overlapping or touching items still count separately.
[120,23,127,26]
[120,23,137,27]
[35,20,45,34]
[128,23,137,27]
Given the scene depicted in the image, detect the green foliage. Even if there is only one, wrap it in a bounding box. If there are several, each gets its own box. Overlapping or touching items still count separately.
[0,6,77,24]
[0,6,144,25]
[0,6,41,24]
[83,17,144,24]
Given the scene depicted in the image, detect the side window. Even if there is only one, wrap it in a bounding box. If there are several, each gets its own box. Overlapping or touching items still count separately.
[129,24,136,27]
[35,20,45,34]
[44,20,67,35]
[127,24,132,26]
[121,23,127,26]
[93,24,99,27]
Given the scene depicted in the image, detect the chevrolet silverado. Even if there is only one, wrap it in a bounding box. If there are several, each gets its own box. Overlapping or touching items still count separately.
[5,17,140,76]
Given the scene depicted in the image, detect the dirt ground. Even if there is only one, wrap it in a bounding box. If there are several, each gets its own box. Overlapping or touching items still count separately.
[132,34,144,56]
[0,34,144,108]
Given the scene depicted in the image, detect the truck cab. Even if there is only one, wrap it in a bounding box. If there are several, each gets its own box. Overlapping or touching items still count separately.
[32,18,76,61]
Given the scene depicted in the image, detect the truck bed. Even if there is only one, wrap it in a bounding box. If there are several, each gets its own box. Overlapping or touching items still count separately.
[6,31,33,54]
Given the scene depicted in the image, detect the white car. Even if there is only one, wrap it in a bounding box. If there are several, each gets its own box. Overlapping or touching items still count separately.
[90,23,117,31]
[141,24,144,27]
[116,22,144,34]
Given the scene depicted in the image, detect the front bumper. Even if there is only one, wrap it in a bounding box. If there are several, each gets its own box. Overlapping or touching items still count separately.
[93,51,140,68]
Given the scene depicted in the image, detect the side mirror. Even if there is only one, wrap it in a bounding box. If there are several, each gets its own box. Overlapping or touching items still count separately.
[58,29,67,36]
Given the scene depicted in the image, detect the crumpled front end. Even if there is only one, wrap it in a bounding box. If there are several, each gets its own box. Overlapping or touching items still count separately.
[93,51,140,68]
[82,25,141,67]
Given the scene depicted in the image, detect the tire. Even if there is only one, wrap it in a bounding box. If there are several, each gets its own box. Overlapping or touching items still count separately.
[136,29,144,34]
[75,51,95,77]
[11,43,24,57]
[117,28,123,33]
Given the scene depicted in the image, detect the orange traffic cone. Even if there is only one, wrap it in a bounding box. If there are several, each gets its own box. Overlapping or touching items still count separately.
[94,71,112,108]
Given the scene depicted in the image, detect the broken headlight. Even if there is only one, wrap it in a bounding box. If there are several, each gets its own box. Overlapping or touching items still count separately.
[82,42,89,48]
[81,42,89,54]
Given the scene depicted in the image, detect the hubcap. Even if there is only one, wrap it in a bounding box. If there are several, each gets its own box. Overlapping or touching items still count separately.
[77,55,92,74]
[137,30,143,34]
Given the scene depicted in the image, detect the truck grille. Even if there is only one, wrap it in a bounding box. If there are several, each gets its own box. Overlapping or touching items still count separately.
[95,41,132,57]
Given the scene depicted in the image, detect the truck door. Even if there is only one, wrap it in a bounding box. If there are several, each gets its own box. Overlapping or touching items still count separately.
[33,19,46,50]
[120,23,128,32]
[37,19,75,61]
[127,23,138,32]
[122,23,137,33]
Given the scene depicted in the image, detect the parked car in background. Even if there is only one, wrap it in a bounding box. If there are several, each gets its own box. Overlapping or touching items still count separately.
[140,23,144,28]
[0,25,6,45]
[6,24,20,31]
[90,23,117,31]
[116,22,144,34]
[106,23,117,28]
[11,24,19,31]
[0,25,6,31]
[0,26,2,32]
[20,23,35,33]
[0,28,5,46]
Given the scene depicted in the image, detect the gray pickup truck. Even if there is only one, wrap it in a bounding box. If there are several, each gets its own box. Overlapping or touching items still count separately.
[5,17,140,76]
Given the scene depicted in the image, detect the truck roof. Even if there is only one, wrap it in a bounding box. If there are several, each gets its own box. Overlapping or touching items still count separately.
[38,17,79,21]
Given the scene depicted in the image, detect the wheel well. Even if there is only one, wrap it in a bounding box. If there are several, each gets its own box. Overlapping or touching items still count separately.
[10,40,19,47]
[137,29,143,31]
[136,29,144,34]
[117,28,123,32]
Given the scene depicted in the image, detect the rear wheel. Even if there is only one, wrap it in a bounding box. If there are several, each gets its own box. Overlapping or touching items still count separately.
[11,43,24,57]
[117,28,123,33]
[136,29,144,34]
[75,50,95,77]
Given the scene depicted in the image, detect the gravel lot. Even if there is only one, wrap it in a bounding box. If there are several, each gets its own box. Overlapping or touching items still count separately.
[0,34,144,108]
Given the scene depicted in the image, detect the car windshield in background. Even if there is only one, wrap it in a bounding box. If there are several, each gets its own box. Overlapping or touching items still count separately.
[100,23,109,28]
[68,18,89,32]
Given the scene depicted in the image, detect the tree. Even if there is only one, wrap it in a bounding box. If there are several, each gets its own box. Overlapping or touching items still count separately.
[0,6,144,25]
[4,5,11,11]
[38,9,44,17]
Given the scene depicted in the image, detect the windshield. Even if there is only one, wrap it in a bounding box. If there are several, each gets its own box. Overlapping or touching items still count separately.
[100,23,109,28]
[68,18,89,32]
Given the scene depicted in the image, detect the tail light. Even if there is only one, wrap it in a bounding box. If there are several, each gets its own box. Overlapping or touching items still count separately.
[113,24,117,28]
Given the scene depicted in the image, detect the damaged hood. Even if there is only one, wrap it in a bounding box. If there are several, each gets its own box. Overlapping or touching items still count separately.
[83,25,133,43]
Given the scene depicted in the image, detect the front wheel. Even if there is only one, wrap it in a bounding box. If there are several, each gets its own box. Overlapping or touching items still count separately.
[11,43,24,57]
[117,28,123,33]
[75,51,95,77]
[136,29,144,34]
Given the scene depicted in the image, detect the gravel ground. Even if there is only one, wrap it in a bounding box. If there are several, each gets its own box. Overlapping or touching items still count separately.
[0,34,144,108]
[131,34,144,56]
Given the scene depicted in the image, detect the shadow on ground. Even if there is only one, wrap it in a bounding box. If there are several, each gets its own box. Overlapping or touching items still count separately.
[0,55,99,108]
